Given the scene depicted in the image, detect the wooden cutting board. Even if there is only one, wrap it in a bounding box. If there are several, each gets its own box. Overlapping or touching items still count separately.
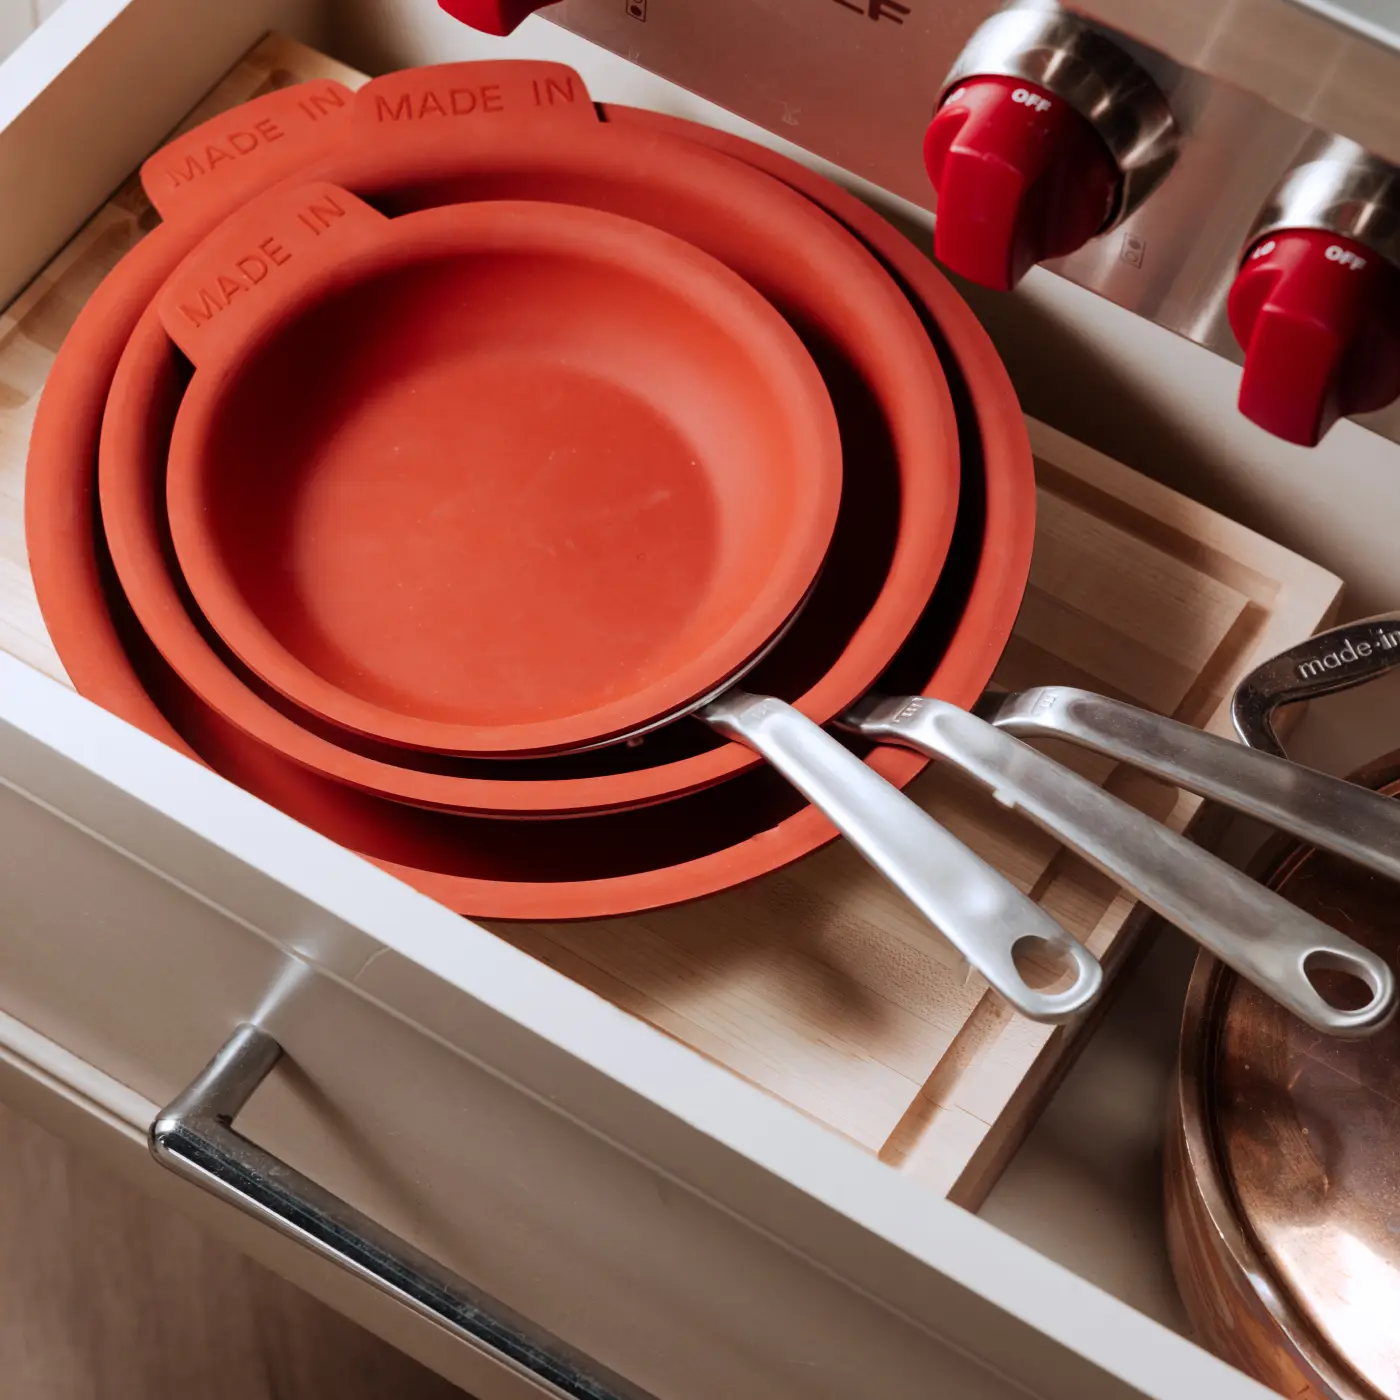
[0,33,1343,1209]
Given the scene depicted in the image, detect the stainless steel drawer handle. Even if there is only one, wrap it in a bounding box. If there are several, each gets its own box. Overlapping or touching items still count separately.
[151,1024,651,1400]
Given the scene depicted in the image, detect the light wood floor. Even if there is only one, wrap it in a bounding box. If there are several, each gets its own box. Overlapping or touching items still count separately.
[0,1103,468,1398]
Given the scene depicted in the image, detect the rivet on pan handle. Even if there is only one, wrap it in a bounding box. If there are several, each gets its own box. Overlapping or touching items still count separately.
[847,696,1396,1038]
[702,691,1103,1023]
[151,1025,654,1400]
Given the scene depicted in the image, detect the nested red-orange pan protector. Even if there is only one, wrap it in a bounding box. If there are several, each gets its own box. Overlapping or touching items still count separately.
[97,63,960,815]
[27,62,1035,918]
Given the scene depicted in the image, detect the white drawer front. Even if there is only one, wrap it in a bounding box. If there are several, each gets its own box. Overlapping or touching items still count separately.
[0,653,1272,1399]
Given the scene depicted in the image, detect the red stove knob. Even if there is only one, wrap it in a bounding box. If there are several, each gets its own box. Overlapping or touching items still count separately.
[1228,230,1400,446]
[438,0,552,35]
[923,75,1120,291]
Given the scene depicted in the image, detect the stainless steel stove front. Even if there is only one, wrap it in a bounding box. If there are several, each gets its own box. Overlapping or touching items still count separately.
[540,0,1400,444]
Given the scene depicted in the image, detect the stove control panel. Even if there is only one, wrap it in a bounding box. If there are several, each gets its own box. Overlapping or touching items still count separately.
[1229,231,1400,447]
[924,7,1176,290]
[1228,143,1400,446]
[451,0,1400,449]
[923,77,1118,289]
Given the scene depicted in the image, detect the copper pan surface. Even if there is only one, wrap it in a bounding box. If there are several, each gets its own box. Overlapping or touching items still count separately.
[1168,748,1400,1400]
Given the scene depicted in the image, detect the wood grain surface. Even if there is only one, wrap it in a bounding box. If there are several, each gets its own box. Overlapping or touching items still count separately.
[0,34,1346,1211]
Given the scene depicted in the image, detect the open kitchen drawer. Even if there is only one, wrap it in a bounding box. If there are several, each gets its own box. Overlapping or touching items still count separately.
[0,4,1346,1398]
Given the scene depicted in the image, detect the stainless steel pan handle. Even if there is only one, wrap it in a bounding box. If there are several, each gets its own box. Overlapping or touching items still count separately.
[1231,612,1400,756]
[703,690,1102,1023]
[978,684,1400,885]
[700,694,1103,1024]
[846,696,1395,1037]
[151,1025,652,1400]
